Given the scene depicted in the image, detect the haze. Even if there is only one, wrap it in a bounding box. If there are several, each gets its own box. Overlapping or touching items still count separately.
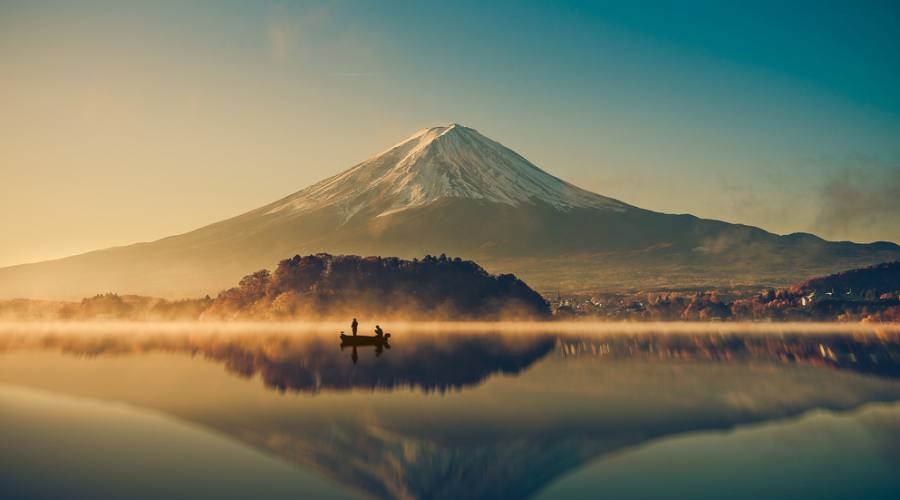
[2,0,899,267]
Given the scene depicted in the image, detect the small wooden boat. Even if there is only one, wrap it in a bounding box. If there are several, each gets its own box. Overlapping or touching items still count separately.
[340,333,391,346]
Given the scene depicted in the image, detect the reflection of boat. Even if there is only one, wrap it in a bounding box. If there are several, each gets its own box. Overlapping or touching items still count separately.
[340,333,392,364]
[340,333,391,346]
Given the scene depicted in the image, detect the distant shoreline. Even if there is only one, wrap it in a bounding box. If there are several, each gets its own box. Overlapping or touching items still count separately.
[1,320,898,335]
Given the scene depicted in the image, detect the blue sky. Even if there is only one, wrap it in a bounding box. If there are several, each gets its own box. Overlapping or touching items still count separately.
[1,0,899,265]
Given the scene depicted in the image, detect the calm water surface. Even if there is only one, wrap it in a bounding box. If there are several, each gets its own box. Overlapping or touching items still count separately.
[1,324,899,499]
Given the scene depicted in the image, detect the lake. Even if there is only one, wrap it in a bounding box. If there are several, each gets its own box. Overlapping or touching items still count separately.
[2,322,900,499]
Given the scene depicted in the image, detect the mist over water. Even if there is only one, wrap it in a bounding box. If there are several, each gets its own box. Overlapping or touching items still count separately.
[2,320,898,334]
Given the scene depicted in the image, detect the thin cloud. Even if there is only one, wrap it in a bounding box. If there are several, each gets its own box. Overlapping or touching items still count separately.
[267,22,298,62]
[264,3,331,62]
[332,72,376,78]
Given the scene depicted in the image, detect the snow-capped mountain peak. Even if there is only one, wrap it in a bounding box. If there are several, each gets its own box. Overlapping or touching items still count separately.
[266,123,628,221]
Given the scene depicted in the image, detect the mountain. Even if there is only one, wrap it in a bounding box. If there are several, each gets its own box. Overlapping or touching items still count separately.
[2,123,899,299]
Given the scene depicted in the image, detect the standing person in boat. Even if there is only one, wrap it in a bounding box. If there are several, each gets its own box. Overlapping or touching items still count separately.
[374,325,384,337]
[351,318,358,336]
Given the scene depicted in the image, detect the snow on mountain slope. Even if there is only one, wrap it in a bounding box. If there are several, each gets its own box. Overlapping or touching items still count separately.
[265,123,629,222]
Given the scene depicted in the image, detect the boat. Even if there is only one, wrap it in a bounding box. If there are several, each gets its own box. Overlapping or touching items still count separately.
[340,333,391,346]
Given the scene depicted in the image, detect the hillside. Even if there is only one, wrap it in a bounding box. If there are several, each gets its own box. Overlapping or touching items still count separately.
[554,260,900,322]
[787,261,900,297]
[204,253,550,320]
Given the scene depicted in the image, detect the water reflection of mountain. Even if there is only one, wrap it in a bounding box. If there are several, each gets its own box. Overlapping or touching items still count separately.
[217,356,900,500]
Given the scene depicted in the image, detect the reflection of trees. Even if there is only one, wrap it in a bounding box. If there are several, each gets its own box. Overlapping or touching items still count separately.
[555,332,900,378]
[203,334,557,393]
[4,331,900,388]
[200,335,536,392]
[3,332,557,394]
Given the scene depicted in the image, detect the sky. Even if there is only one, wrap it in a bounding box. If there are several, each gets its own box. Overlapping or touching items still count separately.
[1,0,899,267]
